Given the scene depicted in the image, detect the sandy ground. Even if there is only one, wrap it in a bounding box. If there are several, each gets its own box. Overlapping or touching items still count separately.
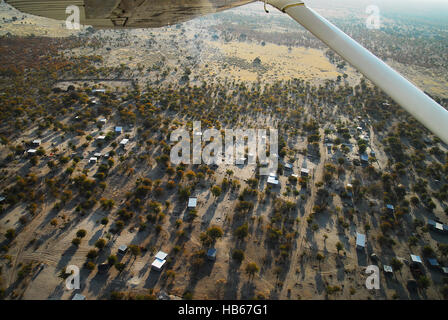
[0,1,447,301]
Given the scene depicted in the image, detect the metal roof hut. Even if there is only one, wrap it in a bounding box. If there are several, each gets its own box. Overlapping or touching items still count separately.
[360,153,369,164]
[115,126,123,134]
[72,293,86,300]
[188,197,197,209]
[427,258,440,268]
[383,265,393,273]
[386,204,394,213]
[151,251,168,272]
[410,254,422,264]
[207,248,217,261]
[118,244,128,255]
[151,258,166,271]
[267,173,279,185]
[356,232,366,250]
[300,168,310,177]
[120,138,129,147]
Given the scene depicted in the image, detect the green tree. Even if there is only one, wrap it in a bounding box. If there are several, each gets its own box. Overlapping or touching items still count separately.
[336,241,343,255]
[234,223,249,240]
[211,185,222,197]
[391,258,403,272]
[115,263,126,273]
[417,276,430,290]
[76,229,87,238]
[129,245,141,258]
[245,262,259,280]
[95,238,107,250]
[232,249,245,263]
[108,255,118,265]
[72,238,81,246]
[207,226,223,241]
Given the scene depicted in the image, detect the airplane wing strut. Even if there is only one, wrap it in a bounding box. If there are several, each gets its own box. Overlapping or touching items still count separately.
[267,0,448,144]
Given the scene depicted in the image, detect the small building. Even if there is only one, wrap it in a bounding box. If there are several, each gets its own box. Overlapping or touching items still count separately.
[120,139,129,146]
[93,152,101,158]
[427,258,440,268]
[207,248,217,261]
[442,267,448,274]
[357,126,363,131]
[118,245,128,255]
[0,196,5,203]
[27,149,37,156]
[194,132,203,137]
[428,220,445,232]
[435,222,444,232]
[155,251,168,261]
[72,293,86,300]
[356,232,366,250]
[410,254,422,265]
[92,89,106,94]
[188,197,197,208]
[386,204,394,213]
[89,157,98,163]
[291,174,298,179]
[267,173,279,185]
[32,139,41,146]
[151,258,166,271]
[360,153,369,164]
[284,163,293,170]
[97,135,106,141]
[99,118,107,124]
[300,168,310,177]
[383,265,393,273]
[370,151,376,157]
[115,126,123,134]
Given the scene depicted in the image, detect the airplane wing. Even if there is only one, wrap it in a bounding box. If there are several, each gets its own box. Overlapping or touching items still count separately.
[5,0,255,28]
[267,0,448,145]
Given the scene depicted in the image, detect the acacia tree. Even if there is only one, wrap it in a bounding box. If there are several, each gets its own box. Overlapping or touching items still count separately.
[245,262,259,280]
[211,185,222,198]
[336,241,343,255]
[391,258,403,273]
[129,245,141,259]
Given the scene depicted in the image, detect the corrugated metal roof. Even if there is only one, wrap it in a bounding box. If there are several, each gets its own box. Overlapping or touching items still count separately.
[356,232,366,247]
[188,198,197,208]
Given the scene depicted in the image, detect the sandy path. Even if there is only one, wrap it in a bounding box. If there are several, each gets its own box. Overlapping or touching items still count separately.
[7,201,49,287]
[279,128,327,298]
